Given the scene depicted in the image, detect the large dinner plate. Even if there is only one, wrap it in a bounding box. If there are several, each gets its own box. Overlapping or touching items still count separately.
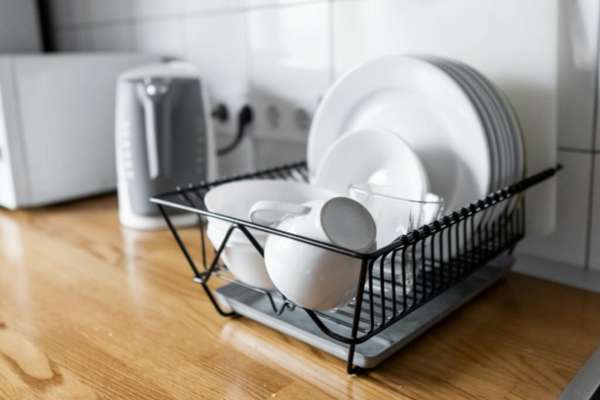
[308,55,492,214]
[452,60,526,218]
[457,62,515,187]
[426,58,501,228]
[454,61,523,183]
[425,58,500,192]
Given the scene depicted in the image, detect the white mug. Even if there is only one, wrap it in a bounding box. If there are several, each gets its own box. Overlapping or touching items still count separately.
[249,196,376,310]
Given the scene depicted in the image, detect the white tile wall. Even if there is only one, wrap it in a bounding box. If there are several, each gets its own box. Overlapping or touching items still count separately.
[184,12,248,103]
[88,24,132,52]
[86,0,132,23]
[54,29,90,51]
[518,151,592,268]
[248,2,331,142]
[185,0,244,13]
[131,0,186,19]
[50,0,89,27]
[557,0,599,150]
[185,0,319,13]
[0,0,41,52]
[46,0,600,284]
[254,137,306,170]
[131,18,186,56]
[184,10,250,162]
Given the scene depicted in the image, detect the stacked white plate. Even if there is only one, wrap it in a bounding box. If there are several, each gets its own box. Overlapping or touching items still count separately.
[425,57,525,199]
[308,55,525,223]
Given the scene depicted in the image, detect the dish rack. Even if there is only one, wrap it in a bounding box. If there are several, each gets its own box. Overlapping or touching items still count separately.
[151,161,560,374]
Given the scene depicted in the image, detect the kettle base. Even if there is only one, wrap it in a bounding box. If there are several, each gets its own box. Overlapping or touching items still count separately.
[119,210,198,231]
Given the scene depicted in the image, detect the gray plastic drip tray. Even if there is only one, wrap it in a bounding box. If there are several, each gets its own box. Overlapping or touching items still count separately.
[216,256,513,369]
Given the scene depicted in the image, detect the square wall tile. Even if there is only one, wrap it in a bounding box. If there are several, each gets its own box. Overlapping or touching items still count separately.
[332,0,559,83]
[185,0,244,13]
[88,24,132,52]
[255,137,306,170]
[216,132,255,177]
[248,2,331,142]
[589,155,600,270]
[86,0,133,23]
[185,0,321,14]
[332,0,559,235]
[130,0,187,19]
[131,18,186,57]
[518,151,592,268]
[48,0,71,28]
[557,0,599,150]
[53,28,91,51]
[49,0,90,27]
[185,12,248,136]
[245,0,324,7]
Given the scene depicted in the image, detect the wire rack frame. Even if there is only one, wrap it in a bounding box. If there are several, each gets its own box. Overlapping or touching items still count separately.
[152,161,561,373]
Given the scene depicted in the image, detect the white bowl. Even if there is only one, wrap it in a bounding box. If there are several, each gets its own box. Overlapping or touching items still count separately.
[206,226,273,289]
[205,180,337,242]
[204,180,337,289]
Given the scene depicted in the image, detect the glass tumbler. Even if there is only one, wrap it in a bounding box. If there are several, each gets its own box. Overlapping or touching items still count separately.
[349,184,445,295]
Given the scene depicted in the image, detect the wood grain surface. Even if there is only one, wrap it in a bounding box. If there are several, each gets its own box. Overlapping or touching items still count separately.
[0,195,598,399]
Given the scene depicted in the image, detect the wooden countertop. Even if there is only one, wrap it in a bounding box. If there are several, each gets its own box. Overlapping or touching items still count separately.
[0,195,599,399]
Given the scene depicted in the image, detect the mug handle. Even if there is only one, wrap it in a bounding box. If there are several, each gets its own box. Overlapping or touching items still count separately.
[248,200,310,227]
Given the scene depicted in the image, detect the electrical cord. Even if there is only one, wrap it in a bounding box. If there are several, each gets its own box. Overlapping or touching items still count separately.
[216,105,254,157]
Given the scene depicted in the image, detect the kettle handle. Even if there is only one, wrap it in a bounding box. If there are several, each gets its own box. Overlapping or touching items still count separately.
[140,95,161,179]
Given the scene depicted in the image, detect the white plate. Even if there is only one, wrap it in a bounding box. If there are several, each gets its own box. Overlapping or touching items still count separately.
[455,61,526,219]
[451,61,514,227]
[457,61,523,183]
[457,62,515,187]
[500,90,525,182]
[314,128,429,199]
[308,55,492,214]
[426,58,500,192]
[427,58,501,228]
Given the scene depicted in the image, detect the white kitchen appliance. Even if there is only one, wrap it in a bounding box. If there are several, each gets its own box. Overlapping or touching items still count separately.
[115,62,217,230]
[0,53,161,209]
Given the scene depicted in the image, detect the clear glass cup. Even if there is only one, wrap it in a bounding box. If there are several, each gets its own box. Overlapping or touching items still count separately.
[349,184,444,248]
[349,184,445,296]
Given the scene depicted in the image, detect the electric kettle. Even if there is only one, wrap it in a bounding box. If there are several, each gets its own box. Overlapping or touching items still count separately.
[115,61,217,229]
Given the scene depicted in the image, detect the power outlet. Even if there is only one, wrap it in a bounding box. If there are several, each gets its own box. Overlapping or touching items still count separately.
[207,92,255,177]
[249,90,314,143]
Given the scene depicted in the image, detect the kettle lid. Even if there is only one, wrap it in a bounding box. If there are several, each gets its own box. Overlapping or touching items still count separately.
[119,61,200,82]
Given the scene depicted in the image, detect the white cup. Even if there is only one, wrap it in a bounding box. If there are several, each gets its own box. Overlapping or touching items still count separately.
[204,180,337,290]
[249,196,376,311]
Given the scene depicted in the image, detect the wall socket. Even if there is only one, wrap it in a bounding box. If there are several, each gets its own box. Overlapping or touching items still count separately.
[249,89,314,142]
[207,91,255,177]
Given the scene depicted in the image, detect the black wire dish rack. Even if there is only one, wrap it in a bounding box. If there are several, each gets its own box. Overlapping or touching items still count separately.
[151,161,561,374]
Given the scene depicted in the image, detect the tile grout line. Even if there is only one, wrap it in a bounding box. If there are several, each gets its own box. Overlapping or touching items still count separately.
[583,5,600,271]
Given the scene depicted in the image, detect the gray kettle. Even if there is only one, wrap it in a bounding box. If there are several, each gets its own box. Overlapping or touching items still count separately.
[115,61,217,230]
